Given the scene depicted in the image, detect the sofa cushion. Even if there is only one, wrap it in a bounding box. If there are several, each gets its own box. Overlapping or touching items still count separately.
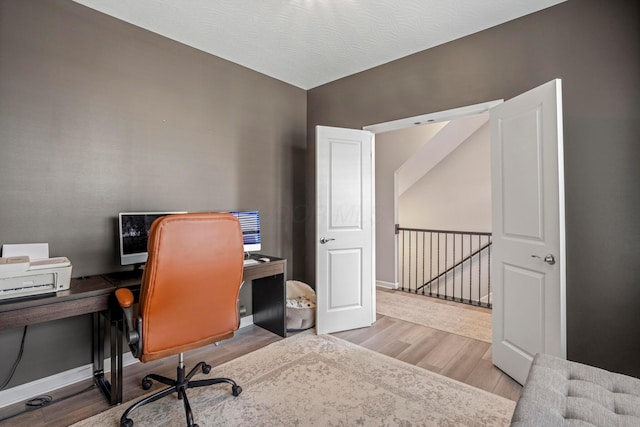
[510,353,640,427]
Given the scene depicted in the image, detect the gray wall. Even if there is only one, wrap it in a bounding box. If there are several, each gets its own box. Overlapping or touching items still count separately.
[0,0,306,387]
[307,0,640,377]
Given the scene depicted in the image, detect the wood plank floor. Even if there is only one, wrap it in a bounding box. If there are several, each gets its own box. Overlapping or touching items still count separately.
[0,300,521,426]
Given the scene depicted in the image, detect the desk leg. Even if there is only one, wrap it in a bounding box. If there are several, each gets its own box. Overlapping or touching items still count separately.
[93,311,113,403]
[252,273,287,337]
[92,309,124,405]
[110,312,123,405]
[92,312,105,392]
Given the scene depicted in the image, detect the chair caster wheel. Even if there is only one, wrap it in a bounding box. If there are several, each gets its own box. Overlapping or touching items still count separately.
[121,418,134,427]
[232,385,242,396]
[202,363,211,374]
[141,377,153,390]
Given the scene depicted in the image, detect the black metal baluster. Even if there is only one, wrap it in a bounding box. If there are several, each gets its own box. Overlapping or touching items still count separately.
[487,236,492,308]
[429,232,433,296]
[436,232,441,298]
[452,233,456,302]
[444,233,448,299]
[422,231,425,295]
[415,231,420,293]
[477,235,481,306]
[401,230,405,291]
[408,231,413,292]
[460,234,464,303]
[469,234,472,304]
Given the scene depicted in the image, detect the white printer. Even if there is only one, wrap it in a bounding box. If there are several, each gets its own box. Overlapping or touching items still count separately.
[0,256,72,300]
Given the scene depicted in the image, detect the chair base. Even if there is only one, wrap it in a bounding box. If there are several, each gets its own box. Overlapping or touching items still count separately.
[120,356,242,427]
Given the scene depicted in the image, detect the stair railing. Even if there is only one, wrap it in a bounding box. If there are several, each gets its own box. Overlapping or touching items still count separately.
[396,225,493,308]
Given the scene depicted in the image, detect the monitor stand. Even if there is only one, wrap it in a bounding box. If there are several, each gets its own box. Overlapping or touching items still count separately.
[243,252,261,266]
[104,264,144,286]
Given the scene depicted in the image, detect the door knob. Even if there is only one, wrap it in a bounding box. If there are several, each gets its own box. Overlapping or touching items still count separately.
[320,237,335,244]
[531,254,556,265]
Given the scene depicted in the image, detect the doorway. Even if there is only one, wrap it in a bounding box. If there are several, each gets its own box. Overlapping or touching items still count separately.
[363,101,501,293]
[365,103,496,350]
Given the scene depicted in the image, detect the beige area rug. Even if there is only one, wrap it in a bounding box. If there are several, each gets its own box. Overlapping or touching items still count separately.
[72,333,514,426]
[377,289,492,343]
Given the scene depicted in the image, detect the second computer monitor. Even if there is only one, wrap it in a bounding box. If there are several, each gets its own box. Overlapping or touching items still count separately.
[118,211,186,266]
[229,210,261,253]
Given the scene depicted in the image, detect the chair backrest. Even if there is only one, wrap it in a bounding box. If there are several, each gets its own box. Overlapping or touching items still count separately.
[137,213,244,362]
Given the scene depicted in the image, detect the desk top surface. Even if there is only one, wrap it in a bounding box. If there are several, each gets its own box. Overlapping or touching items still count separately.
[0,254,285,313]
[0,275,113,313]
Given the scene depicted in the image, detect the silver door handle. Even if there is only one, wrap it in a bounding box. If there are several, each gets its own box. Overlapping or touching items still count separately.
[531,254,556,265]
[320,237,335,244]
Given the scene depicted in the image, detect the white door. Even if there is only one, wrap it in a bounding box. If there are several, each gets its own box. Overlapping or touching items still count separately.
[316,125,375,335]
[490,79,566,385]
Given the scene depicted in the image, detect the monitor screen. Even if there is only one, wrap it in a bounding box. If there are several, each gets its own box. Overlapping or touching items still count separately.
[118,212,185,266]
[229,210,261,253]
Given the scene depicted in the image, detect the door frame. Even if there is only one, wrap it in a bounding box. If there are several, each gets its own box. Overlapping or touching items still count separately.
[363,100,503,289]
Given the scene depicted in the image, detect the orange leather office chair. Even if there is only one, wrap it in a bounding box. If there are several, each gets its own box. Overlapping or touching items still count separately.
[115,213,244,427]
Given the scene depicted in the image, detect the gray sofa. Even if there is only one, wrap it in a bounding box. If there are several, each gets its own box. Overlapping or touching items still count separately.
[510,353,640,426]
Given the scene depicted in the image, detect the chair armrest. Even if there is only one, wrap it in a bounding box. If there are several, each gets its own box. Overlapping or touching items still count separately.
[115,287,134,308]
[115,288,141,357]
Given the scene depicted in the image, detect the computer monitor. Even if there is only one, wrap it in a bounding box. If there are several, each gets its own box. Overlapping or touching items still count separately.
[118,212,186,266]
[229,210,261,253]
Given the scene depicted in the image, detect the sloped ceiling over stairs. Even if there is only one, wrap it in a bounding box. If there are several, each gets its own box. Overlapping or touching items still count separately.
[396,114,489,196]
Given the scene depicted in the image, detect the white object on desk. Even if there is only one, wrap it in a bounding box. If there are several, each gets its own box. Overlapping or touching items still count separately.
[0,256,30,273]
[29,257,71,270]
[2,243,50,260]
[0,256,73,300]
[243,259,259,266]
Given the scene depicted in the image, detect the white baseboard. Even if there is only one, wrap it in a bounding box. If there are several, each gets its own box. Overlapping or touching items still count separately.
[376,280,398,290]
[480,292,493,304]
[239,314,254,329]
[0,318,256,409]
[0,352,139,408]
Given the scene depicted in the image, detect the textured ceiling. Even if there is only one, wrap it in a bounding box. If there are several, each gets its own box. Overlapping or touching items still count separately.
[72,0,566,90]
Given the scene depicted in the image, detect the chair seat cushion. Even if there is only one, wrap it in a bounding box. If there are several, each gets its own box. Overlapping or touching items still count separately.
[510,354,640,427]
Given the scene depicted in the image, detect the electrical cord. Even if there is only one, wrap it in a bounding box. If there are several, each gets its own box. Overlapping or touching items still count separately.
[0,325,99,422]
[0,383,96,422]
[25,395,52,407]
[0,325,27,390]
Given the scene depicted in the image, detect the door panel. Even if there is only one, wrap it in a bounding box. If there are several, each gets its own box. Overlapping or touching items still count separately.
[316,125,374,335]
[501,109,544,239]
[503,265,544,355]
[491,79,566,385]
[328,249,362,309]
[330,141,363,229]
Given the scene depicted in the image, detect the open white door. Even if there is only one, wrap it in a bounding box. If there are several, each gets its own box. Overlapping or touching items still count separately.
[490,79,566,385]
[316,125,375,335]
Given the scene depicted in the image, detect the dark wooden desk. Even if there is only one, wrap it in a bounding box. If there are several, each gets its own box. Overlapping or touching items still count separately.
[0,276,117,404]
[0,257,286,406]
[242,256,287,338]
[0,276,113,330]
